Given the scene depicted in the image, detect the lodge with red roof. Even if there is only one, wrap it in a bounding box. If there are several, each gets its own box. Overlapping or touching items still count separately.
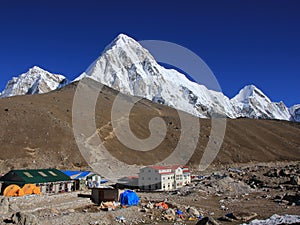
[138,165,191,191]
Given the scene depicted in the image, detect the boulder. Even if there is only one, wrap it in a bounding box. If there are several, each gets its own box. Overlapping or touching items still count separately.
[164,214,175,221]
[11,212,38,225]
[196,216,219,225]
[165,208,176,216]
[146,202,154,209]
[290,176,300,185]
[187,206,200,217]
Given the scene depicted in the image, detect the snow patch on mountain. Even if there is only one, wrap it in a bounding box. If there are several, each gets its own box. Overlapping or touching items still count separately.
[0,66,68,98]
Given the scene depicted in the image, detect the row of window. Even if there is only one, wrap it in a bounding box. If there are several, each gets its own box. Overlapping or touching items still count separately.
[141,175,190,181]
[162,183,175,189]
[23,171,58,178]
[162,176,174,180]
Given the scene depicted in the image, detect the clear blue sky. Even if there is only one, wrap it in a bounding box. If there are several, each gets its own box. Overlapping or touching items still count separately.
[0,0,299,106]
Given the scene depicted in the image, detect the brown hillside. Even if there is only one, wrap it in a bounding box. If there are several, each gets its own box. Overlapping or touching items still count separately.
[0,79,299,173]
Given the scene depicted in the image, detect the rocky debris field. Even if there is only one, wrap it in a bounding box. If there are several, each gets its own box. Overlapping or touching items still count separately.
[0,161,299,225]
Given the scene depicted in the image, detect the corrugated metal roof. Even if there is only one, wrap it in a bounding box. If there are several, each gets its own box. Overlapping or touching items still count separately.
[61,170,92,180]
[75,171,92,179]
[149,165,188,170]
[0,168,70,185]
[61,170,80,177]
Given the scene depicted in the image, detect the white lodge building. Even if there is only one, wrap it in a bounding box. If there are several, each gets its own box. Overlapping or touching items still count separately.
[138,165,191,191]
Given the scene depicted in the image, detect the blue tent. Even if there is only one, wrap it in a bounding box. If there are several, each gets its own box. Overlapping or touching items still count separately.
[120,190,140,206]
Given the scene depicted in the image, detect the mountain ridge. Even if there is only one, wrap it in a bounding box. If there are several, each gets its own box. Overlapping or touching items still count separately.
[0,66,69,98]
[0,79,300,173]
[0,34,298,122]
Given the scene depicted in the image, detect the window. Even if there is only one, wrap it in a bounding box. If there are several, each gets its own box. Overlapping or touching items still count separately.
[148,177,151,180]
[142,177,144,180]
[23,172,33,178]
[148,169,151,172]
[38,171,47,177]
[49,171,57,176]
[155,177,158,180]
[59,183,63,191]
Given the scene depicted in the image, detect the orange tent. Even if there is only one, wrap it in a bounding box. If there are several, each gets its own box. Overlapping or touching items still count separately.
[33,186,41,195]
[22,184,37,195]
[3,184,24,197]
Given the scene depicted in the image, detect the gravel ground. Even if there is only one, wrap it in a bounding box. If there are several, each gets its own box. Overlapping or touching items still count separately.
[1,161,299,225]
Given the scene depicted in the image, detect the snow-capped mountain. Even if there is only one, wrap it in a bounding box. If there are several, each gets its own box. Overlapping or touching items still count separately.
[290,105,300,122]
[0,34,298,122]
[77,34,236,118]
[0,66,68,98]
[230,85,291,120]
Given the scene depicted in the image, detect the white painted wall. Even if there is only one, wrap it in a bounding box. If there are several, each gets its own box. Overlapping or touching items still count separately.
[138,166,191,191]
[138,167,161,190]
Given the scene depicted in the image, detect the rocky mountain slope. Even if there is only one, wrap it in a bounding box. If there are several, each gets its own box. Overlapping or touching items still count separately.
[0,79,299,173]
[0,34,298,122]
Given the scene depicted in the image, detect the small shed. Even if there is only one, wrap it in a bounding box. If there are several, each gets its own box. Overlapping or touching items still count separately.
[0,168,73,194]
[91,187,120,205]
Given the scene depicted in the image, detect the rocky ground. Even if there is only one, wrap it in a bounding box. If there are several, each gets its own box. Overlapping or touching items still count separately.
[0,161,299,225]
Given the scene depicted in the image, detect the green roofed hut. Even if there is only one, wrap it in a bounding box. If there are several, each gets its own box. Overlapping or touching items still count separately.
[0,168,74,194]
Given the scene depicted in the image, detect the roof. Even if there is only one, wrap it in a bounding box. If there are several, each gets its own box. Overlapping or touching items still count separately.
[61,170,93,180]
[0,168,71,185]
[149,165,188,170]
[148,165,188,172]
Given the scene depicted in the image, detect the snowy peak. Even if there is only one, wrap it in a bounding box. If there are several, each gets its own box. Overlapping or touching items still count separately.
[290,104,300,122]
[105,34,139,50]
[1,34,298,122]
[0,66,69,98]
[76,34,298,121]
[231,85,271,103]
[77,34,236,118]
[231,85,290,120]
